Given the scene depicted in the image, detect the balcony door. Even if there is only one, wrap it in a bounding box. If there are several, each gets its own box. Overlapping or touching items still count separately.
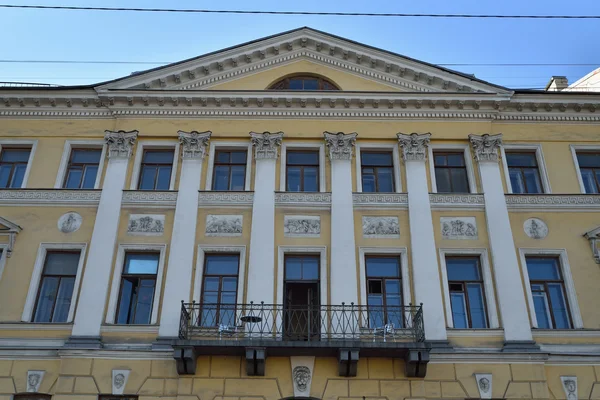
[284,255,320,341]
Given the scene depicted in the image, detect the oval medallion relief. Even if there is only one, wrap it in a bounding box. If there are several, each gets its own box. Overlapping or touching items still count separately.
[58,212,82,233]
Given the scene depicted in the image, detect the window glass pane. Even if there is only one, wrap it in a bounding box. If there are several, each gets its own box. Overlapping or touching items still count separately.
[509,169,526,193]
[133,279,155,324]
[205,255,239,275]
[221,291,236,304]
[577,153,600,168]
[1,149,30,162]
[44,252,80,276]
[368,280,382,294]
[366,257,400,277]
[81,165,98,188]
[467,283,487,328]
[303,167,318,192]
[368,295,384,328]
[285,257,302,280]
[526,258,560,280]
[287,167,301,192]
[52,277,75,323]
[302,258,319,280]
[433,154,447,166]
[446,258,480,281]
[385,294,401,307]
[435,169,451,192]
[222,277,238,292]
[125,253,159,274]
[203,292,218,304]
[288,79,303,90]
[10,164,26,188]
[231,151,247,164]
[377,168,394,192]
[548,283,571,329]
[581,169,599,193]
[385,280,401,294]
[450,168,469,192]
[116,278,134,324]
[288,151,318,165]
[155,166,172,190]
[219,304,236,326]
[230,165,246,190]
[523,168,542,193]
[213,165,230,190]
[139,166,157,190]
[446,153,465,166]
[303,79,319,90]
[71,149,101,163]
[203,277,219,292]
[143,150,173,163]
[506,152,537,167]
[216,151,230,163]
[361,173,376,193]
[532,292,551,329]
[362,152,392,166]
[450,292,468,328]
[33,277,59,322]
[200,302,217,326]
[64,168,83,189]
[0,165,11,187]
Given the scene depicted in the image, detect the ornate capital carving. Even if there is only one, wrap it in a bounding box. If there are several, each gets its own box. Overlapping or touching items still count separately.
[104,130,138,159]
[250,131,284,159]
[397,132,431,161]
[178,130,211,159]
[323,131,357,161]
[469,133,503,163]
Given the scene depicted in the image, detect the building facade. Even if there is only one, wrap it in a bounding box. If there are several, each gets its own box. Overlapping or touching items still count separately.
[0,27,599,400]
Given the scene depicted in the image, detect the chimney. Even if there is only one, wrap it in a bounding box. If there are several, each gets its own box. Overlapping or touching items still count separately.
[545,76,568,91]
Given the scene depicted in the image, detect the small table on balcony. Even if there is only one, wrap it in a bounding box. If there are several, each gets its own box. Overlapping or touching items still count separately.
[240,315,262,324]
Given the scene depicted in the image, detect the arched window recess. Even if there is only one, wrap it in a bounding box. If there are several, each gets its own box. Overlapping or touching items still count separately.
[268,75,340,90]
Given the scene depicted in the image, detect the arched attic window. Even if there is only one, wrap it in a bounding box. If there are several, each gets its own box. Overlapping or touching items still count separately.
[268,75,340,90]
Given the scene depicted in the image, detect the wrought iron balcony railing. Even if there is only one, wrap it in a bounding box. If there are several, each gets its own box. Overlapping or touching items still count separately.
[179,301,425,343]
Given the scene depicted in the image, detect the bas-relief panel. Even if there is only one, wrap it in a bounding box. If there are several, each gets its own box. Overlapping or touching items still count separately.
[440,217,478,240]
[362,216,400,238]
[127,214,165,236]
[284,215,321,237]
[205,215,243,237]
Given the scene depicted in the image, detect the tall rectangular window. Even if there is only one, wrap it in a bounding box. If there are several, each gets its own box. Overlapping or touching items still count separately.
[576,152,600,193]
[138,150,174,190]
[200,254,239,327]
[212,150,247,191]
[526,257,572,329]
[365,256,402,328]
[445,257,488,329]
[115,253,159,325]
[32,251,81,323]
[63,148,102,189]
[433,152,469,193]
[286,150,319,192]
[361,152,395,192]
[0,148,31,188]
[506,152,543,193]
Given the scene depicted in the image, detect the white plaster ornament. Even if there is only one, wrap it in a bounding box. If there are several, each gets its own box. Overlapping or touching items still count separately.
[58,211,82,233]
[112,369,131,395]
[205,215,243,236]
[362,216,400,238]
[284,216,321,237]
[290,356,315,397]
[323,131,357,160]
[250,131,284,159]
[561,376,577,400]
[127,214,165,236]
[441,217,478,240]
[26,370,45,392]
[397,132,431,161]
[474,373,492,399]
[524,218,548,239]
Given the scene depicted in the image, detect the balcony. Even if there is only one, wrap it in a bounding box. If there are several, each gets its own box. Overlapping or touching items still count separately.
[173,302,429,377]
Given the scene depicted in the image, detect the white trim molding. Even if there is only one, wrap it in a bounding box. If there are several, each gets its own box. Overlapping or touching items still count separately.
[438,248,499,329]
[130,140,180,190]
[518,248,584,329]
[355,142,402,193]
[193,245,247,306]
[0,244,9,284]
[22,242,88,323]
[358,247,411,307]
[570,145,600,194]
[279,141,326,192]
[500,143,551,194]
[205,141,253,191]
[0,139,37,188]
[277,246,328,307]
[54,140,107,189]
[105,243,167,325]
[428,143,477,194]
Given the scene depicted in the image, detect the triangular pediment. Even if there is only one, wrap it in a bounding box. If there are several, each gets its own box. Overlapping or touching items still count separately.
[0,217,22,233]
[97,27,510,95]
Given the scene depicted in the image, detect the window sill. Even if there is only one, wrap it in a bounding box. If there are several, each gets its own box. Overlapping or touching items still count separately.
[446,328,504,337]
[0,322,73,330]
[101,324,159,334]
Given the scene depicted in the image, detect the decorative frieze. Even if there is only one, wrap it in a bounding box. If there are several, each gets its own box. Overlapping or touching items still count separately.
[205,215,243,237]
[112,369,131,395]
[27,370,45,392]
[284,215,320,237]
[429,193,485,209]
[397,132,431,161]
[524,218,548,239]
[352,193,408,209]
[275,192,331,208]
[122,190,178,208]
[441,217,478,240]
[561,376,577,400]
[324,131,357,160]
[505,194,600,210]
[178,130,211,159]
[469,133,503,163]
[0,189,101,206]
[250,131,284,159]
[104,130,138,159]
[127,214,165,236]
[58,212,82,233]
[474,373,492,399]
[362,216,400,238]
[198,191,254,208]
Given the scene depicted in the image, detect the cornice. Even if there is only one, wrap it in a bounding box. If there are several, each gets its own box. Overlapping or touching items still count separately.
[506,194,600,211]
[352,192,408,209]
[275,192,332,209]
[429,193,485,210]
[198,191,254,208]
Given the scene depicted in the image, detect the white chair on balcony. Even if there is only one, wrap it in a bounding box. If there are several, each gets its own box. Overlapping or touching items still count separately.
[373,323,395,342]
[218,324,243,340]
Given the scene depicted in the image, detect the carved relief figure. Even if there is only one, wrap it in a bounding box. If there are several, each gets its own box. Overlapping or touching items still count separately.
[284,216,320,236]
[128,215,165,235]
[293,366,311,392]
[397,132,431,161]
[563,378,577,400]
[113,373,125,389]
[178,130,211,159]
[58,211,82,233]
[27,371,44,392]
[206,215,243,236]
[524,218,548,239]
[469,133,503,162]
[478,377,490,393]
[104,130,138,158]
[323,131,357,160]
[250,131,284,159]
[441,217,478,239]
[362,216,400,237]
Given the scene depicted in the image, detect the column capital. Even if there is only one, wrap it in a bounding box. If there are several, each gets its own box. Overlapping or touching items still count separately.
[469,133,503,163]
[178,130,211,159]
[250,131,284,159]
[323,131,357,161]
[397,132,431,162]
[104,130,138,159]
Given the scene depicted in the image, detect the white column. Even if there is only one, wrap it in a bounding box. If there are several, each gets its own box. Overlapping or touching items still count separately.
[158,131,211,339]
[70,130,138,344]
[470,134,534,346]
[324,132,359,306]
[246,132,284,304]
[398,133,447,342]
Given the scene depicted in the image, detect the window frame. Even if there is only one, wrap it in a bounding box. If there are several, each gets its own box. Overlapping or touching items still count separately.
[211,149,248,192]
[280,142,326,192]
[130,141,179,191]
[358,247,411,309]
[54,140,107,189]
[205,141,253,191]
[268,75,340,90]
[105,244,167,326]
[277,246,328,308]
[500,144,551,194]
[438,248,499,329]
[518,248,583,329]
[0,140,37,189]
[570,145,600,194]
[428,144,477,194]
[355,143,402,193]
[22,243,87,323]
[198,252,241,327]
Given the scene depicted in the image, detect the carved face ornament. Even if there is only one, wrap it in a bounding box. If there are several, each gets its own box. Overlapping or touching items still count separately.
[114,373,126,389]
[293,366,311,392]
[28,373,40,390]
[478,377,490,393]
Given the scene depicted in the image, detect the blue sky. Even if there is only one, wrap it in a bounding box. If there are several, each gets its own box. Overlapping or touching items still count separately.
[1,0,599,89]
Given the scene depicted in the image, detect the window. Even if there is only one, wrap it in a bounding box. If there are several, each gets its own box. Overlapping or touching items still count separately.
[365,256,403,328]
[505,152,543,194]
[361,152,395,193]
[286,150,319,192]
[525,257,572,329]
[200,254,239,327]
[115,253,159,325]
[212,150,247,191]
[445,257,488,329]
[576,152,600,193]
[32,251,81,323]
[269,75,339,90]
[433,152,470,193]
[138,149,174,190]
[0,148,31,188]
[63,148,102,189]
